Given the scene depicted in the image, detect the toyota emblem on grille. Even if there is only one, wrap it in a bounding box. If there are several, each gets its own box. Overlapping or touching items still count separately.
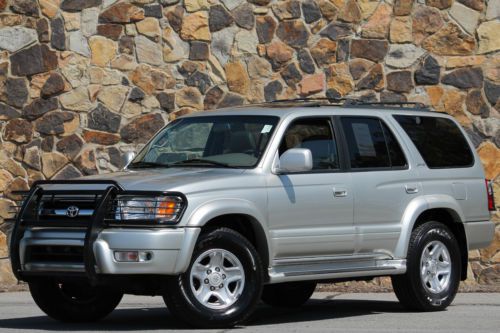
[66,206,80,218]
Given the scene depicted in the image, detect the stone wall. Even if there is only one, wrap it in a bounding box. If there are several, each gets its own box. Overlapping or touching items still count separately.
[0,0,498,287]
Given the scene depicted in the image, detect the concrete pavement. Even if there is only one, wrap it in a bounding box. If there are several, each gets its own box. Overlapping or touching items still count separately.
[0,292,498,332]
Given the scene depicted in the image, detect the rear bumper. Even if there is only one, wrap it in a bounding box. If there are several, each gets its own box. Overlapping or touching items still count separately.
[19,227,200,276]
[463,220,495,250]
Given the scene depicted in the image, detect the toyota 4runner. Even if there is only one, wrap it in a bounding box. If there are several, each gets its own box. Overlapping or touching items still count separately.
[9,100,495,328]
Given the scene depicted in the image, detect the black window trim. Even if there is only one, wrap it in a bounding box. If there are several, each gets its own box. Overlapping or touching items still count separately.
[337,115,410,172]
[392,114,475,170]
[276,115,347,175]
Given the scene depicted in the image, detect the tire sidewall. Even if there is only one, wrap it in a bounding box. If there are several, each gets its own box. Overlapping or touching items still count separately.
[174,230,263,324]
[29,278,122,322]
[410,224,461,309]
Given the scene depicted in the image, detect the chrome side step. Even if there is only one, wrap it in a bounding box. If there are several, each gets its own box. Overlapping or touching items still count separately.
[272,253,392,266]
[268,256,406,283]
[284,265,396,277]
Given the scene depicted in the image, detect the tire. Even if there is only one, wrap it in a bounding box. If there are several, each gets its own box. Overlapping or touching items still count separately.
[392,221,461,311]
[262,281,317,307]
[164,228,264,328]
[28,279,123,322]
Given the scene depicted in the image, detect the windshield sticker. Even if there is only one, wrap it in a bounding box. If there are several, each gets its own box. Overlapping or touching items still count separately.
[261,125,273,133]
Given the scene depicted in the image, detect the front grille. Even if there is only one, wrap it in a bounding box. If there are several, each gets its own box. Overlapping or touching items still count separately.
[38,194,100,221]
[22,194,103,227]
[10,180,124,278]
[26,245,84,264]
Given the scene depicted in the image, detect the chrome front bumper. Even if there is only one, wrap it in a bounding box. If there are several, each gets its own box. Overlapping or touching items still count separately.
[19,227,200,275]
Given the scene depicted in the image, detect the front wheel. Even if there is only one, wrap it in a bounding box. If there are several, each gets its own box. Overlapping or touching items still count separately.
[392,221,461,311]
[164,228,263,328]
[29,279,123,322]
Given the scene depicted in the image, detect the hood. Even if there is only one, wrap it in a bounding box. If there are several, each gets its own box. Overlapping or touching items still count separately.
[80,167,246,192]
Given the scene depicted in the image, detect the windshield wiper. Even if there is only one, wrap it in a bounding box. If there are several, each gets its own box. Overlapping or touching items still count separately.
[172,159,234,168]
[128,161,170,169]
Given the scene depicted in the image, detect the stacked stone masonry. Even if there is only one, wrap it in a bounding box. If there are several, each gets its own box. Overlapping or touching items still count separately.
[0,0,498,287]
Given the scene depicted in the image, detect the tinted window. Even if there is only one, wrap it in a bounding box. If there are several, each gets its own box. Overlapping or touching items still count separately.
[382,123,407,167]
[393,115,474,168]
[341,117,407,169]
[279,118,339,170]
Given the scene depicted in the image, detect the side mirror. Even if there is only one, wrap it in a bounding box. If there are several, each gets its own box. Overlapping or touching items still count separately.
[122,151,136,169]
[276,148,313,174]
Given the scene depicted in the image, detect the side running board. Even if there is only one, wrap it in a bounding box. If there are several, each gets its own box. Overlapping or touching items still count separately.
[268,256,406,283]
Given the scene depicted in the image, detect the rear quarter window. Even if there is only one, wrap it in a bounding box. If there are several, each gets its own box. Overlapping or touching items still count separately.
[393,115,474,168]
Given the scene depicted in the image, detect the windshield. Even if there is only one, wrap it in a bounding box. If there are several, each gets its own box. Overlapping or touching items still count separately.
[130,115,279,169]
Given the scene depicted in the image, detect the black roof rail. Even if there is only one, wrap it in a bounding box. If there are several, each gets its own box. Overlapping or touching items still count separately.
[268,98,429,110]
[343,100,429,110]
[270,97,347,105]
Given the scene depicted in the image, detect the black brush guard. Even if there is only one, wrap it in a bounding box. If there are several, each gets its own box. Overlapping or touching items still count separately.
[9,180,186,284]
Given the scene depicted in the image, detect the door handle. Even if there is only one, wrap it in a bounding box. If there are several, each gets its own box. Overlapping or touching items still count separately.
[333,189,347,197]
[405,185,419,194]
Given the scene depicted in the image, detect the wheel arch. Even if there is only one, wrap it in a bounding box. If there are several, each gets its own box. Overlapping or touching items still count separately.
[412,208,468,281]
[395,195,468,280]
[186,199,271,281]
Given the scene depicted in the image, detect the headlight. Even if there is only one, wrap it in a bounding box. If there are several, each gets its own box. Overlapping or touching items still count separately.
[113,196,185,224]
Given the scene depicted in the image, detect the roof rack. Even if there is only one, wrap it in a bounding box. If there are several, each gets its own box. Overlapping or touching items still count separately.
[343,100,429,109]
[268,98,429,110]
[270,97,347,106]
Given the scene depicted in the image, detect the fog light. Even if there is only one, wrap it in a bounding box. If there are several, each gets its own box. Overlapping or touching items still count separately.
[114,251,153,262]
[138,251,153,261]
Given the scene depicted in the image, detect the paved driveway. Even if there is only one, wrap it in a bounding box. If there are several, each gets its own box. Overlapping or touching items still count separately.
[0,292,498,332]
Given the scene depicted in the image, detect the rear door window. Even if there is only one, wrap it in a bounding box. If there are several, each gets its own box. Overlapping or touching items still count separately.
[341,117,407,169]
[393,115,474,168]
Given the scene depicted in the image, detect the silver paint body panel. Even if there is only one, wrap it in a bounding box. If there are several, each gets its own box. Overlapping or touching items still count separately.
[20,227,200,275]
[18,106,494,282]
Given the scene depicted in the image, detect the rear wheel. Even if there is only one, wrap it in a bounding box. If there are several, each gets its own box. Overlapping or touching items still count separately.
[392,221,461,311]
[261,281,317,307]
[29,279,123,322]
[164,228,263,328]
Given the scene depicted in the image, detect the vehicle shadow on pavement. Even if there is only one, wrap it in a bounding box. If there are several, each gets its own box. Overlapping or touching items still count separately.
[250,298,406,326]
[0,298,406,330]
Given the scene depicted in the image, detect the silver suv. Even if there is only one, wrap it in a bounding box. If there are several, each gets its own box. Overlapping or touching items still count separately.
[10,101,495,328]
